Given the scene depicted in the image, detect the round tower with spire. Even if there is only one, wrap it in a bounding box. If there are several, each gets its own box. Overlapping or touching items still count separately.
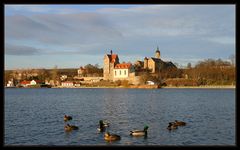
[155,46,160,59]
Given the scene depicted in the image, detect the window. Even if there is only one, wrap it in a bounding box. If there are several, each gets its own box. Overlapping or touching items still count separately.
[115,71,117,76]
[120,70,121,75]
[124,70,126,75]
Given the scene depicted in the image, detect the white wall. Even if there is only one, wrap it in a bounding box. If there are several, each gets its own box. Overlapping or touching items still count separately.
[113,69,129,78]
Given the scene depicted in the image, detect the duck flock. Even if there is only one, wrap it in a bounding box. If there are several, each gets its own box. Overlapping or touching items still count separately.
[64,115,186,142]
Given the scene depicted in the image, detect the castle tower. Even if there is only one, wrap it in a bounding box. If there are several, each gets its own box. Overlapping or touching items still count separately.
[103,50,119,80]
[155,46,160,59]
[144,57,148,69]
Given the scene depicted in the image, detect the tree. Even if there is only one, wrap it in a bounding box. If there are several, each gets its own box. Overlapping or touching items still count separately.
[187,63,192,69]
[228,54,235,66]
[139,72,151,84]
[84,64,103,76]
[51,65,59,85]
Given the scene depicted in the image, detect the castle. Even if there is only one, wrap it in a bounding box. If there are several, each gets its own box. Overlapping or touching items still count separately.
[103,50,135,82]
[141,46,176,73]
[103,47,176,84]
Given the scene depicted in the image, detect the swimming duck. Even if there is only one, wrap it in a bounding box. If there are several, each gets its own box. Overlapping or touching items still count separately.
[104,132,121,141]
[174,120,186,126]
[64,115,72,122]
[97,120,107,132]
[167,122,178,130]
[64,124,79,132]
[130,125,149,136]
[103,120,110,127]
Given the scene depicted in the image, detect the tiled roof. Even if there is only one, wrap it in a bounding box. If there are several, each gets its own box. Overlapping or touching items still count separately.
[34,80,43,83]
[114,63,132,69]
[20,80,31,85]
[151,57,164,63]
[62,81,74,83]
[107,54,118,63]
[20,80,43,85]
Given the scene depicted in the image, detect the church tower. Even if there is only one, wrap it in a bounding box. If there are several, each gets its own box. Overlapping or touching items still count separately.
[155,46,160,59]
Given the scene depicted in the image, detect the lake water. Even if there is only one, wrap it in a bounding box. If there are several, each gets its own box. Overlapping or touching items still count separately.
[4,88,236,146]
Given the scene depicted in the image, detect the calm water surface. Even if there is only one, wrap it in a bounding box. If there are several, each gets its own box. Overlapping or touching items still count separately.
[4,88,235,146]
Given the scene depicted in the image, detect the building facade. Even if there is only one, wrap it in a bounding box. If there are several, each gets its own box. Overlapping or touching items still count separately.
[103,47,176,84]
[113,63,135,81]
[143,47,176,73]
[103,50,120,80]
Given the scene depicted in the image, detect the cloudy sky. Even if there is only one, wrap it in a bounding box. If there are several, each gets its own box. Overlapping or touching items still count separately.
[4,4,235,70]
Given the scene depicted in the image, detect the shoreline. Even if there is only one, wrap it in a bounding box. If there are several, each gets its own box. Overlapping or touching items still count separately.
[6,85,236,89]
[51,85,235,89]
[161,85,235,89]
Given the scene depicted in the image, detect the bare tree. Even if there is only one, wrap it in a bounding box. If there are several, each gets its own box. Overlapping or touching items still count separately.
[229,54,235,66]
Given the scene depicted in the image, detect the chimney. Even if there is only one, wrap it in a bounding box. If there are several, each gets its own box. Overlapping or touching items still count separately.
[110,50,112,55]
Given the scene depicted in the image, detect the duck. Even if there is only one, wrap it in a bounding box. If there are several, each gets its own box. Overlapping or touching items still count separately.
[64,115,72,122]
[130,125,149,136]
[167,122,178,130]
[104,132,121,141]
[64,124,79,132]
[174,120,186,126]
[97,120,107,132]
[102,120,110,127]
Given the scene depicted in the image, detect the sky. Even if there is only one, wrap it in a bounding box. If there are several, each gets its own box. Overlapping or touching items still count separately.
[4,4,235,70]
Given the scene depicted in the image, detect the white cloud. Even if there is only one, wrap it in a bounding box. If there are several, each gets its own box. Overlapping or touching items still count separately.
[4,5,235,69]
[206,36,235,45]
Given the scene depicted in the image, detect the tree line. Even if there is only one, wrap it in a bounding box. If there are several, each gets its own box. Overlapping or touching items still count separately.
[139,58,235,86]
[4,58,235,86]
[4,64,103,86]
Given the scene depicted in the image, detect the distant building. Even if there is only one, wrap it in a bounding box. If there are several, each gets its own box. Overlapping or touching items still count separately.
[60,75,68,81]
[113,63,135,81]
[78,66,86,77]
[20,80,43,87]
[141,47,177,73]
[20,80,31,87]
[61,81,74,87]
[6,79,15,87]
[103,50,120,81]
[103,47,177,85]
[30,80,42,85]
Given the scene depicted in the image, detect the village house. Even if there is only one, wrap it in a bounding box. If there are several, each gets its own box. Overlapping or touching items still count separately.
[6,79,15,87]
[61,81,81,87]
[20,80,43,87]
[77,66,86,77]
[61,81,74,87]
[113,63,135,81]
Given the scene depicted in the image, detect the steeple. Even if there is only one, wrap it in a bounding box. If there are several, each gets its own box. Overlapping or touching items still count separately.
[155,46,160,59]
[156,46,160,52]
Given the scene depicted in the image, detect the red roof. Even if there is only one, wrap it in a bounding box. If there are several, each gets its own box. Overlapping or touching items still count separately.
[107,54,118,63]
[62,81,74,83]
[20,80,31,85]
[33,80,42,83]
[20,80,42,85]
[115,63,132,69]
[110,54,118,63]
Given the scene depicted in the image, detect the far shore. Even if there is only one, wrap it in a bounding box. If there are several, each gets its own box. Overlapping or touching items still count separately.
[161,85,235,89]
[51,85,236,89]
